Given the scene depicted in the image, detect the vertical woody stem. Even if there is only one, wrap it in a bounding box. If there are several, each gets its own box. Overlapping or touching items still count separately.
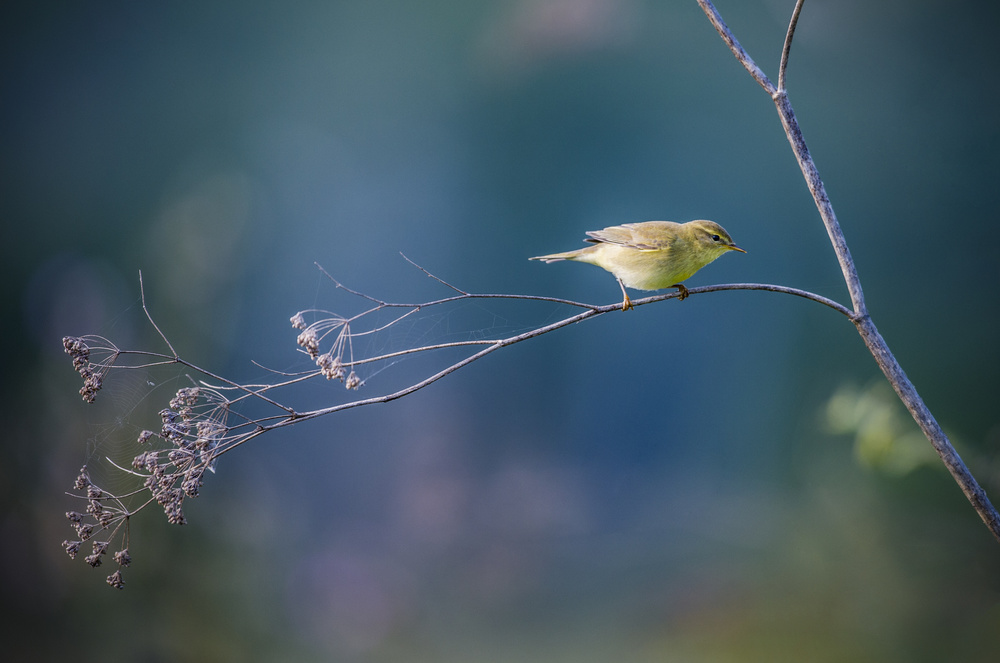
[771,92,866,317]
[855,317,1000,540]
[696,0,1000,541]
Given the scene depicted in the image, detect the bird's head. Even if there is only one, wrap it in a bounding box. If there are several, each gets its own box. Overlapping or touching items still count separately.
[688,220,746,256]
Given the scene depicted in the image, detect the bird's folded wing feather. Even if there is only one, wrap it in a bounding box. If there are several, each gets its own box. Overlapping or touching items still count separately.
[585,222,674,250]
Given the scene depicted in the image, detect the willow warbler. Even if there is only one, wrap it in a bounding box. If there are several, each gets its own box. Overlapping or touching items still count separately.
[530,220,745,310]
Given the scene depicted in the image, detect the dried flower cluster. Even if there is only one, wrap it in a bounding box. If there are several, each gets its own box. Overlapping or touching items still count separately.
[62,466,131,589]
[63,336,119,403]
[61,375,237,587]
[61,262,614,589]
[61,265,568,588]
[290,311,362,389]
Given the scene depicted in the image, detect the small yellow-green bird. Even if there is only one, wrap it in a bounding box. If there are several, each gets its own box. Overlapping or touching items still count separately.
[530,219,745,311]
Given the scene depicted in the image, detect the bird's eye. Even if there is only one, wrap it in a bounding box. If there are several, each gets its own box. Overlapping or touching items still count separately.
[711,234,721,242]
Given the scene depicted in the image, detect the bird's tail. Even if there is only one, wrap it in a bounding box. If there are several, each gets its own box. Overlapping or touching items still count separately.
[528,248,592,263]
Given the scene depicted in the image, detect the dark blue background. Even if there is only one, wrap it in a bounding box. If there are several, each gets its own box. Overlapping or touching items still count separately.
[3,2,999,660]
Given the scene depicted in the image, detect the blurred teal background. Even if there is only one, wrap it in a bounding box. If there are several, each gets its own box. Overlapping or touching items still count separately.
[3,1,1000,660]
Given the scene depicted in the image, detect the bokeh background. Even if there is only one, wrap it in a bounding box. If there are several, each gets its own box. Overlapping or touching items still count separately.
[3,1,999,660]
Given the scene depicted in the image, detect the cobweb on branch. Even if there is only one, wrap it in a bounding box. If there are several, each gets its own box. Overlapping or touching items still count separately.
[59,256,851,588]
[58,260,601,588]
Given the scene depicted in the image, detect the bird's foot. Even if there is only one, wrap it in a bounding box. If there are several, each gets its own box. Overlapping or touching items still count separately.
[672,284,690,301]
[621,294,634,311]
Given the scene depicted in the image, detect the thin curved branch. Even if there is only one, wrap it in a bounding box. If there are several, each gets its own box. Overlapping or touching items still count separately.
[778,0,805,92]
[274,305,604,426]
[258,282,849,426]
[855,316,1000,538]
[772,95,866,315]
[139,270,178,359]
[399,252,469,295]
[640,282,854,318]
[697,0,775,94]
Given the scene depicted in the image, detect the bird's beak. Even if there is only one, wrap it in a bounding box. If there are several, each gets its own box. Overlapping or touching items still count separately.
[729,245,747,253]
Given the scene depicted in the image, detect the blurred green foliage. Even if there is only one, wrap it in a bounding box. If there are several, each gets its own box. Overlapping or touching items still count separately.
[825,382,941,476]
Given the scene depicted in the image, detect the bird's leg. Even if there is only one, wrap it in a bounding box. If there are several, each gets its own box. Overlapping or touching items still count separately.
[671,283,690,301]
[616,278,634,311]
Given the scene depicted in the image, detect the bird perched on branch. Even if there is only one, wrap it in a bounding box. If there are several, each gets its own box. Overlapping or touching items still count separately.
[530,219,746,311]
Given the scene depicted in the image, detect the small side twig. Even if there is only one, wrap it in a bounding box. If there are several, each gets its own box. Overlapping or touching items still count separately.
[778,0,805,92]
[698,0,775,94]
[139,270,178,360]
[400,252,469,295]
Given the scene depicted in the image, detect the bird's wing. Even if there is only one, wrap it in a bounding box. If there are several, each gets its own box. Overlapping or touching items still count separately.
[584,222,676,251]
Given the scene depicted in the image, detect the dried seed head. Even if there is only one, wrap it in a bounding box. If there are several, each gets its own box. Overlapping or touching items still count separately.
[168,449,194,469]
[114,548,132,567]
[318,353,345,380]
[164,500,186,525]
[182,473,203,497]
[169,387,200,410]
[85,541,108,568]
[297,329,320,358]
[161,420,189,441]
[62,540,82,559]
[196,421,224,439]
[63,336,90,362]
[290,312,306,330]
[157,475,176,494]
[345,371,362,390]
[79,373,103,402]
[106,570,125,589]
[132,451,150,470]
[74,467,91,491]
